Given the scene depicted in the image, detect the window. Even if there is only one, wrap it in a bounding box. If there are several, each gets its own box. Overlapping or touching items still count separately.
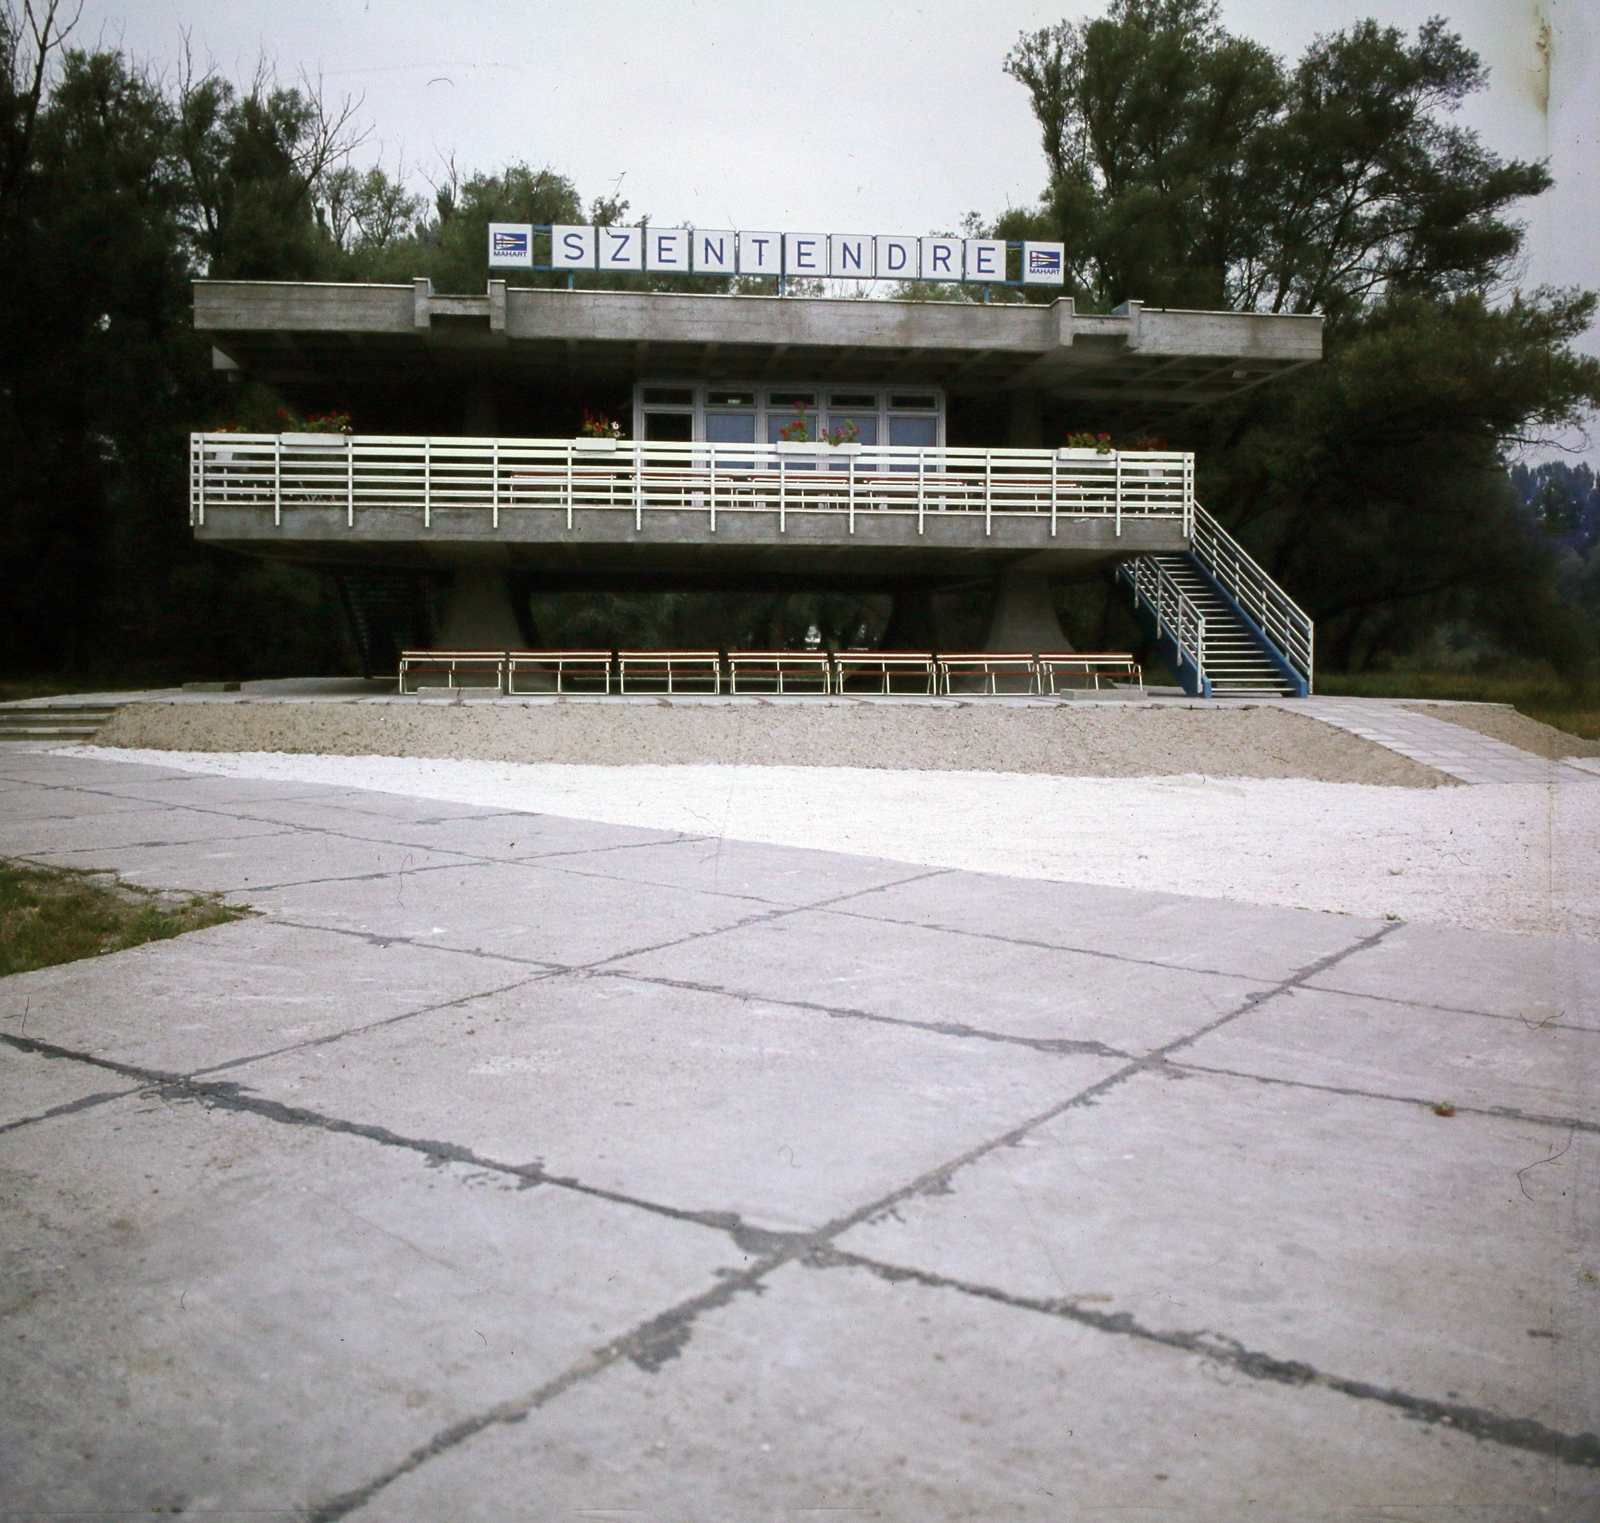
[643,412,693,442]
[632,381,943,451]
[889,416,938,448]
[705,412,756,444]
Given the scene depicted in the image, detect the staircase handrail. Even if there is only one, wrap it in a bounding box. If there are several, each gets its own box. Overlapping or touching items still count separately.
[1189,502,1313,691]
[1119,557,1207,689]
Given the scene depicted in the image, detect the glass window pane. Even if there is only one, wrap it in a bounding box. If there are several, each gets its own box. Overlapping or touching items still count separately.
[889,393,938,411]
[768,390,816,407]
[706,390,755,407]
[706,412,756,444]
[889,416,937,447]
[768,411,817,443]
[643,387,694,406]
[829,392,877,408]
[827,415,878,446]
[644,412,693,442]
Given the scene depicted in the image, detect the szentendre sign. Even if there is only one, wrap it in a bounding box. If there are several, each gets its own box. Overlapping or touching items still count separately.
[488,224,1066,285]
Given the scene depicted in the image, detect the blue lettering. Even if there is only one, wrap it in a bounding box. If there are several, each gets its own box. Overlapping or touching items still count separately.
[933,246,951,273]
[888,244,907,272]
[797,239,817,267]
[842,243,862,271]
[562,231,584,260]
[702,235,727,266]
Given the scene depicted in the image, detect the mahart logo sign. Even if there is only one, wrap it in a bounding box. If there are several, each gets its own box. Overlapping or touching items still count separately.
[488,223,1066,286]
[490,226,532,267]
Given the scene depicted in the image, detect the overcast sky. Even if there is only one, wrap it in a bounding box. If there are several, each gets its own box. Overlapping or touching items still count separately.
[74,0,1597,453]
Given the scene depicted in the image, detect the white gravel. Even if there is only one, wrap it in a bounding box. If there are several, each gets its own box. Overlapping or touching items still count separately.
[67,747,1600,941]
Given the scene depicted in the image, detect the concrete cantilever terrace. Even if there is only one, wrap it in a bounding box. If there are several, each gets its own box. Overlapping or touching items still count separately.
[191,280,1322,665]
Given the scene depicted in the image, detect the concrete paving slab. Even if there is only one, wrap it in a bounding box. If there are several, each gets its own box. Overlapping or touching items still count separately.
[1178,982,1600,1124]
[220,971,1114,1230]
[0,1041,138,1130]
[18,830,478,898]
[0,776,177,822]
[262,857,779,966]
[0,917,544,1075]
[1287,698,1566,785]
[610,905,1275,1055]
[528,832,953,909]
[837,866,1384,984]
[3,746,1594,1516]
[353,1259,1597,1523]
[837,1068,1598,1435]
[0,1094,744,1520]
[0,801,297,856]
[1307,921,1600,1029]
[216,792,690,862]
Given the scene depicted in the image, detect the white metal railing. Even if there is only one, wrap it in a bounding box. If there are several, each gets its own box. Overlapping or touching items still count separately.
[1189,502,1313,692]
[1119,557,1209,692]
[190,434,1194,535]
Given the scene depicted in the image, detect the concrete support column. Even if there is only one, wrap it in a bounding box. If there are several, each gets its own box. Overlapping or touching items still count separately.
[878,585,937,651]
[437,569,524,649]
[985,568,1070,653]
[1006,390,1044,448]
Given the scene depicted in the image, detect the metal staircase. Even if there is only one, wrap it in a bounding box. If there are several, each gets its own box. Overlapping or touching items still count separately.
[1118,503,1313,698]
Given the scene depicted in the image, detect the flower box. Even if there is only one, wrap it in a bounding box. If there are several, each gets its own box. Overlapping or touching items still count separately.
[281,432,349,448]
[574,437,620,452]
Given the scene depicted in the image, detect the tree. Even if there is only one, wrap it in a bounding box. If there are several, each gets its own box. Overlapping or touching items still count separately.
[1002,2,1600,675]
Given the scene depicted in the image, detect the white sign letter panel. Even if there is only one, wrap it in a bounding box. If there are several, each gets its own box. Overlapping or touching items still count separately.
[828,235,873,278]
[550,225,595,269]
[694,230,736,273]
[739,231,781,275]
[964,239,1005,282]
[646,228,689,271]
[783,234,826,275]
[1022,241,1066,285]
[919,238,961,280]
[597,225,643,271]
[874,236,916,279]
[488,223,534,268]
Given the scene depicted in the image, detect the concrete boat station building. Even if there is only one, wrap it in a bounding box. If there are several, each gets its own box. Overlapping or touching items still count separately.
[191,275,1324,696]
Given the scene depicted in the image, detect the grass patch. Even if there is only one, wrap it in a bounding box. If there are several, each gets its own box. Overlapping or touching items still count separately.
[1316,668,1600,740]
[0,858,247,978]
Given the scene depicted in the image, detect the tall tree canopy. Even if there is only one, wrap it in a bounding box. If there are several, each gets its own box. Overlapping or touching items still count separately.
[0,2,617,679]
[1001,1,1600,674]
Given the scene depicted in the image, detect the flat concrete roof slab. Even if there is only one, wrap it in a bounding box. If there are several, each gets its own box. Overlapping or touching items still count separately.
[196,280,1322,411]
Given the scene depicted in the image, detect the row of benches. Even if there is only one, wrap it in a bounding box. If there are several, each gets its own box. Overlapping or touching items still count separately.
[397,649,1143,697]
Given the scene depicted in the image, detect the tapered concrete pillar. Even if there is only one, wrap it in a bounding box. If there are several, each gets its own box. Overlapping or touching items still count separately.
[437,569,524,649]
[879,585,937,650]
[985,568,1070,653]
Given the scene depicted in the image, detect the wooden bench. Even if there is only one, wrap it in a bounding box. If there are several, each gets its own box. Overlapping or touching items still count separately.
[725,651,833,694]
[616,650,722,694]
[398,649,506,694]
[504,651,614,695]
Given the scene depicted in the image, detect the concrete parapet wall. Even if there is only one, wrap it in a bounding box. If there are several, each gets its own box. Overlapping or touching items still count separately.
[97,699,1447,786]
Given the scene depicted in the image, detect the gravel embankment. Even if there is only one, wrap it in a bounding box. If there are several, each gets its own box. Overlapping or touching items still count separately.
[96,699,1450,786]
